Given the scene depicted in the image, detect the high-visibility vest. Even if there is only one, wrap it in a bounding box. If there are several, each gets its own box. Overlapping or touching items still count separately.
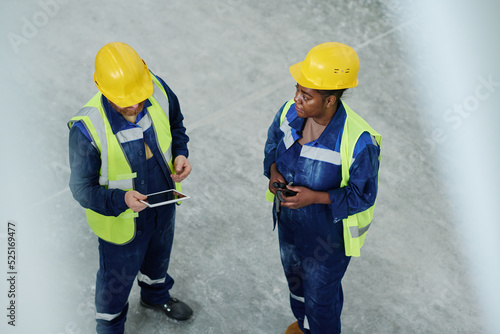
[266,100,382,257]
[68,73,181,245]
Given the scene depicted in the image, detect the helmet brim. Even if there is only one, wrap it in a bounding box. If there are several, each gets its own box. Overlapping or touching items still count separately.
[290,60,358,90]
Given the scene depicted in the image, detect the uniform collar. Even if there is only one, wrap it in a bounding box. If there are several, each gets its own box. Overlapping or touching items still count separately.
[101,95,152,134]
[288,101,347,145]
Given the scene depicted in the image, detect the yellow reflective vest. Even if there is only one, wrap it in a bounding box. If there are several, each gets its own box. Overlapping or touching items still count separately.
[267,100,382,257]
[68,73,181,245]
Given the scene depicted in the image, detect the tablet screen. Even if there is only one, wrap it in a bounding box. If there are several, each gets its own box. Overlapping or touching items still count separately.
[139,189,190,208]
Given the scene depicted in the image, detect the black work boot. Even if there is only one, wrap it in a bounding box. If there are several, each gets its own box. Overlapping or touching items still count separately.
[140,297,193,321]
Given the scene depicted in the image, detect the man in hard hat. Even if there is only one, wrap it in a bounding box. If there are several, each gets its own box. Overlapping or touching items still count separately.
[68,42,193,333]
[264,42,381,334]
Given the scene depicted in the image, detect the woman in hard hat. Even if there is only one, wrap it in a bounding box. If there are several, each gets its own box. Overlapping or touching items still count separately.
[264,42,381,334]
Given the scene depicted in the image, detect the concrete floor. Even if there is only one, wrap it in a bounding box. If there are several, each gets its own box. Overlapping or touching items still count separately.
[1,0,498,333]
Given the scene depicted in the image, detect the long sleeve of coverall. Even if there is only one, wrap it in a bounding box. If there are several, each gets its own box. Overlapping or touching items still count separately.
[155,75,189,159]
[327,141,380,222]
[263,104,285,179]
[69,126,129,217]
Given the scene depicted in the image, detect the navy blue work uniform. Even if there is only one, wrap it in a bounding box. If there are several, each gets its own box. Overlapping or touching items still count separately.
[264,101,380,333]
[69,74,189,334]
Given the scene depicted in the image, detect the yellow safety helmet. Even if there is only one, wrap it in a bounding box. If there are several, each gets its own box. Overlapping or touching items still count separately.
[289,42,359,90]
[94,42,153,107]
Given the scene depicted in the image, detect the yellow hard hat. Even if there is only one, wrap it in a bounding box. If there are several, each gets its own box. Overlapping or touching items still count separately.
[289,42,359,90]
[94,42,153,107]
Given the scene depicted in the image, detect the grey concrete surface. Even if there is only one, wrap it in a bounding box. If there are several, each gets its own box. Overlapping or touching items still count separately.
[1,0,498,333]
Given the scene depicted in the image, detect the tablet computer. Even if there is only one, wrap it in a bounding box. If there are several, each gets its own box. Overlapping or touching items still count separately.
[139,189,191,208]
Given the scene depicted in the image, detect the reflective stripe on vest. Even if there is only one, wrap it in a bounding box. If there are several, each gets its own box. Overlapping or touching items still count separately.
[266,99,382,257]
[68,73,180,244]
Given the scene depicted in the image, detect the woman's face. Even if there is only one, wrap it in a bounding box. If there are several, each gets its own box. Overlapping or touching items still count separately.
[294,83,327,120]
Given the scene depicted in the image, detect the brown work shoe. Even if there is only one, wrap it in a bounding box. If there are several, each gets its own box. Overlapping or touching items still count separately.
[284,321,304,334]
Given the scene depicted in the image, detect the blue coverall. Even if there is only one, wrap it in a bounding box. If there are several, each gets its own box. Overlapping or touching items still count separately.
[264,101,380,334]
[68,75,189,333]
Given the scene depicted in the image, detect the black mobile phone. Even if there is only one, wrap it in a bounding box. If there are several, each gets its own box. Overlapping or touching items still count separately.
[273,182,297,197]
